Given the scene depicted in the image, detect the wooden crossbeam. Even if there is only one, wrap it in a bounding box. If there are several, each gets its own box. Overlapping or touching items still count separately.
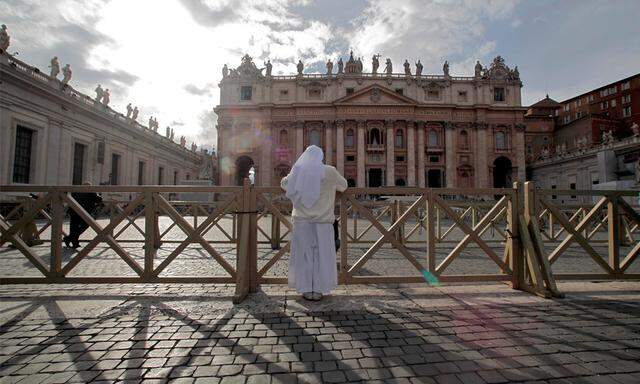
[153,194,236,277]
[112,203,146,238]
[435,195,510,275]
[0,217,49,276]
[61,194,145,276]
[347,194,427,275]
[439,206,473,241]
[541,197,614,274]
[617,198,640,271]
[354,206,390,241]
[0,194,52,244]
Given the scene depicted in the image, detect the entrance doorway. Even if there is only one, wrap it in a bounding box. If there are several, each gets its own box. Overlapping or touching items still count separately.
[427,169,442,188]
[235,156,254,185]
[368,168,383,187]
[493,156,513,188]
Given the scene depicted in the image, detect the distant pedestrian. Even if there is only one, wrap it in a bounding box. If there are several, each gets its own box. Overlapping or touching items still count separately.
[63,182,102,249]
[280,145,347,301]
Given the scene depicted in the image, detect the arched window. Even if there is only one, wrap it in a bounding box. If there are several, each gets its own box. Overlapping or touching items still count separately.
[428,129,438,146]
[279,129,288,145]
[459,130,469,149]
[369,128,381,145]
[395,129,404,148]
[346,129,354,148]
[495,131,506,150]
[309,129,321,146]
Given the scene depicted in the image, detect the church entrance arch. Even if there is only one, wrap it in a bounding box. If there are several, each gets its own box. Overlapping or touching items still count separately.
[493,156,513,188]
[236,155,254,185]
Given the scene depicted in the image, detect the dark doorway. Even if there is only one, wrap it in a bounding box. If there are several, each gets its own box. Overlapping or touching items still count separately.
[493,156,513,188]
[427,169,442,188]
[395,178,406,186]
[236,155,255,185]
[368,168,383,187]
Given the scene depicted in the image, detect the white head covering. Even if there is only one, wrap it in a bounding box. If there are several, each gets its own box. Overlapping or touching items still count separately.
[285,145,325,209]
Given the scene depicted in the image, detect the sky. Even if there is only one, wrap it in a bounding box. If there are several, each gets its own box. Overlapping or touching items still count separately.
[2,0,639,150]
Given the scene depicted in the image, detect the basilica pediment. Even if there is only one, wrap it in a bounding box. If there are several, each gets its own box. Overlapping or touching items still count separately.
[333,85,418,105]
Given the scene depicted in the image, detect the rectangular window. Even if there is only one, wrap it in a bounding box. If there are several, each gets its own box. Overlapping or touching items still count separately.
[611,99,617,107]
[570,182,576,199]
[551,185,557,200]
[240,86,252,101]
[564,104,570,112]
[458,91,468,102]
[72,143,86,185]
[609,86,617,94]
[279,89,289,100]
[110,153,120,185]
[137,161,145,185]
[623,106,632,117]
[158,166,164,185]
[395,155,405,162]
[622,82,630,90]
[623,95,631,104]
[345,155,355,162]
[427,90,440,100]
[12,126,34,184]
[588,94,594,102]
[493,87,505,102]
[346,87,354,95]
[577,99,582,106]
[395,88,404,95]
[429,156,439,163]
[173,170,178,185]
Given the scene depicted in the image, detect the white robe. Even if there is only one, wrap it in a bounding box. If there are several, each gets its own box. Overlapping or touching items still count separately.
[288,221,337,294]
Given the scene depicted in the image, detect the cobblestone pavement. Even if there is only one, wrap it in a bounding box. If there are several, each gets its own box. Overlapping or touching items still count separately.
[1,282,640,383]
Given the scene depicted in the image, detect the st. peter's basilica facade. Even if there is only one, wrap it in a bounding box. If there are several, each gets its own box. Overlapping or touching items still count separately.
[215,53,526,188]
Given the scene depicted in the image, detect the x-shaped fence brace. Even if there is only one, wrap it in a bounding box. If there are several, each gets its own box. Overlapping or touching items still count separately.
[0,193,53,276]
[152,194,237,278]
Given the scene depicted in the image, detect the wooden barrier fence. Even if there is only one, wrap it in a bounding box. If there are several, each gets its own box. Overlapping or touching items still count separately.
[1,182,639,302]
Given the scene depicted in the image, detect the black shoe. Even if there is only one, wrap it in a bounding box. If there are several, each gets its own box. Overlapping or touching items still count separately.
[71,242,80,249]
[63,236,71,248]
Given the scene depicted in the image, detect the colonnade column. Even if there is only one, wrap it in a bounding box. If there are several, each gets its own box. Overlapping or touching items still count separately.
[295,121,304,159]
[336,120,344,175]
[385,119,395,186]
[406,120,416,186]
[357,120,366,187]
[417,121,425,188]
[444,121,455,188]
[476,123,488,188]
[324,120,332,165]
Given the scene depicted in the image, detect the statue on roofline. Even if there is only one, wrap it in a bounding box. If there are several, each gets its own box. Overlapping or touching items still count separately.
[337,57,343,74]
[372,54,380,75]
[385,58,392,76]
[61,64,72,84]
[0,24,10,52]
[415,60,423,77]
[50,57,60,78]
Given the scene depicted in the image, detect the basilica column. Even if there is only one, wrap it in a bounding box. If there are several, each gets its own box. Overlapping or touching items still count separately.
[385,119,395,186]
[444,122,455,188]
[514,123,526,182]
[260,121,273,185]
[417,121,425,187]
[336,120,344,175]
[357,120,366,187]
[324,120,333,165]
[406,120,416,186]
[295,121,304,159]
[476,123,488,188]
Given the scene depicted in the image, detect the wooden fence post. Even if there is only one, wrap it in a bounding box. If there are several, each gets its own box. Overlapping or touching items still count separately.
[426,190,436,274]
[50,190,64,281]
[270,212,280,250]
[608,194,620,274]
[234,179,251,302]
[248,182,258,292]
[144,190,156,280]
[339,193,348,284]
[509,182,524,290]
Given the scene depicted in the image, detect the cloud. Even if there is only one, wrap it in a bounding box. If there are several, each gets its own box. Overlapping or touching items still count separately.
[183,83,214,96]
[346,0,519,73]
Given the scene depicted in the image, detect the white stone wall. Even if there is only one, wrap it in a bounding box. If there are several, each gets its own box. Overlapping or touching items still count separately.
[0,55,201,186]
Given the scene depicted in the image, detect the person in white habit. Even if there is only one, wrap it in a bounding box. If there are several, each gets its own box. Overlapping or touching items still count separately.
[281,145,348,301]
